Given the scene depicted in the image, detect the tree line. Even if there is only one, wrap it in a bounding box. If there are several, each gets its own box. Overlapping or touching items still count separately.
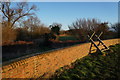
[68,18,119,42]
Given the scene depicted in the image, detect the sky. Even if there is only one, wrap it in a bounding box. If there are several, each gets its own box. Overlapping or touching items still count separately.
[8,2,119,30]
[27,2,118,30]
[2,0,120,2]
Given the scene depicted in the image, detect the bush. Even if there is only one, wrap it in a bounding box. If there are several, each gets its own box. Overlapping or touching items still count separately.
[16,27,30,41]
[31,26,50,39]
[16,26,50,41]
[2,26,17,43]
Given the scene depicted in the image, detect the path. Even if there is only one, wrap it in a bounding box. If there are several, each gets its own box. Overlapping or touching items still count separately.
[2,39,120,79]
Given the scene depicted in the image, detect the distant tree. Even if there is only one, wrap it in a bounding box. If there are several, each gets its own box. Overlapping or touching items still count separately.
[49,23,62,41]
[49,23,62,35]
[68,18,110,41]
[69,18,101,31]
[112,23,120,33]
[22,16,41,31]
[111,23,120,38]
[17,16,50,40]
[95,22,109,39]
[68,18,101,41]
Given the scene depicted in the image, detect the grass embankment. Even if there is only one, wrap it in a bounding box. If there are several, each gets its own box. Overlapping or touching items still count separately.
[50,44,120,80]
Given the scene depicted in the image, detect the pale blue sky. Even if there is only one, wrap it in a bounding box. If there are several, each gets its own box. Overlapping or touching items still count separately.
[10,2,118,30]
[28,2,118,30]
[5,0,120,2]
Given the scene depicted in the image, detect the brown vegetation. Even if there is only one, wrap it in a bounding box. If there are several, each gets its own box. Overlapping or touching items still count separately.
[68,18,117,42]
[2,26,17,43]
[2,41,33,46]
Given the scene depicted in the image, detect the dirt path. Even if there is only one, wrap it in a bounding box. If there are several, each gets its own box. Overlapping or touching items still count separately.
[2,39,120,78]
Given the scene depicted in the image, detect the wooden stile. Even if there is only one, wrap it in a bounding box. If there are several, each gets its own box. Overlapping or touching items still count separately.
[88,32,109,54]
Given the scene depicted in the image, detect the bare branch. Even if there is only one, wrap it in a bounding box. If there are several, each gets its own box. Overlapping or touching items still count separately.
[1,3,9,18]
[1,2,37,27]
[11,13,32,27]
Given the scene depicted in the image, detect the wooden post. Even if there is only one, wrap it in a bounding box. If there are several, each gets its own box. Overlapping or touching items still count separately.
[95,34,108,49]
[88,35,102,54]
[88,32,108,54]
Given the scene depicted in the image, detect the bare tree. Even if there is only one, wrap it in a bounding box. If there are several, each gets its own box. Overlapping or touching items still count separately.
[112,23,120,32]
[111,23,120,38]
[1,2,37,43]
[0,2,37,28]
[22,16,41,32]
[69,18,101,32]
[68,18,109,41]
[17,16,50,40]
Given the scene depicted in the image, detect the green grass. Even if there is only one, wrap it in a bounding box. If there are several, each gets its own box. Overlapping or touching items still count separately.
[59,36,78,41]
[50,44,120,80]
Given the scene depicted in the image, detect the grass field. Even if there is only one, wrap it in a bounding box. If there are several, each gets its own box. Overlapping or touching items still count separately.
[50,44,120,80]
[59,36,78,41]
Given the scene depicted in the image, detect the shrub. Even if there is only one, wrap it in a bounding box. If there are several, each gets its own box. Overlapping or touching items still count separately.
[2,26,17,43]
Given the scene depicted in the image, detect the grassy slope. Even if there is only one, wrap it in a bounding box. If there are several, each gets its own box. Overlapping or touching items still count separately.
[50,44,120,80]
